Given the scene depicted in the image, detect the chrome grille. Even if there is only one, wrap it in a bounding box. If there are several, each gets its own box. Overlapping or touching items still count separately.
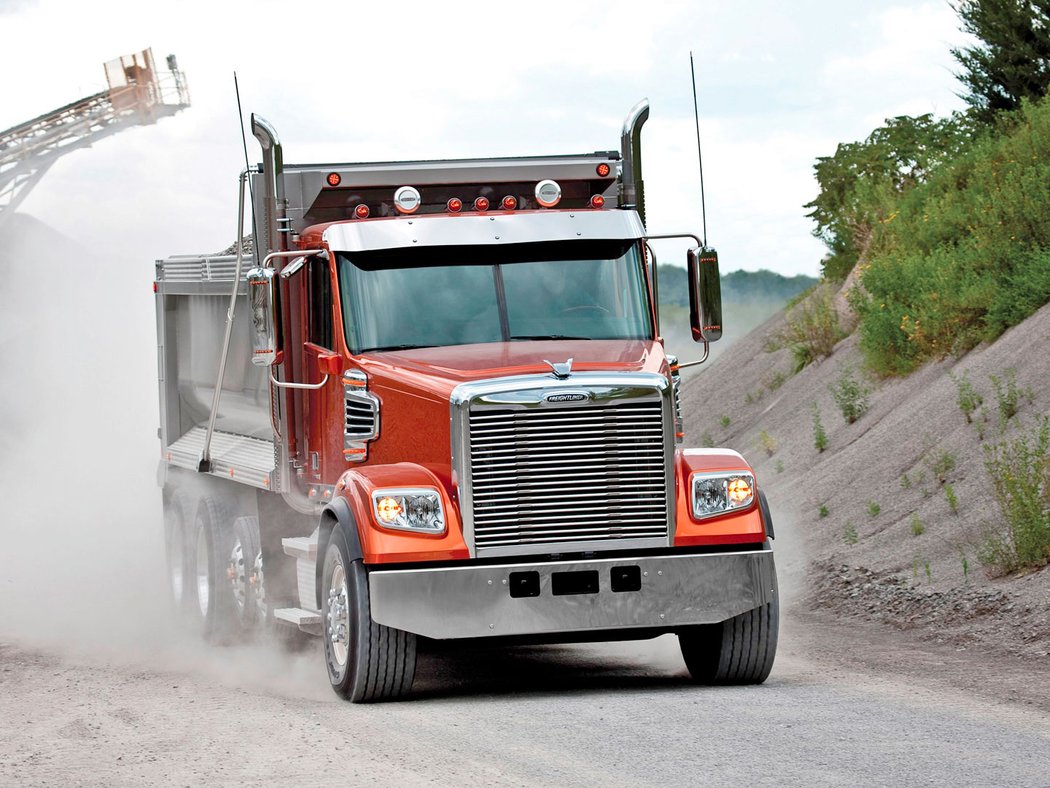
[468,400,668,551]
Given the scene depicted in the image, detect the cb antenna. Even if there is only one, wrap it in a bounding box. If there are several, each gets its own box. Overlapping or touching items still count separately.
[234,72,259,260]
[690,51,708,247]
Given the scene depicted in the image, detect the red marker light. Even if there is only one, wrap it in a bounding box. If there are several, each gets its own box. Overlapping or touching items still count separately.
[354,204,370,219]
[474,196,490,212]
[590,194,606,208]
[326,172,342,187]
[596,162,611,177]
[447,197,463,212]
[501,195,517,210]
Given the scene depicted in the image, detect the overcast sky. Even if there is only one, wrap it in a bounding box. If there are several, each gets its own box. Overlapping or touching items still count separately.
[1,0,971,276]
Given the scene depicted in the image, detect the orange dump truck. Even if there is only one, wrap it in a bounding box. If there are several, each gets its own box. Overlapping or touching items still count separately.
[154,101,778,701]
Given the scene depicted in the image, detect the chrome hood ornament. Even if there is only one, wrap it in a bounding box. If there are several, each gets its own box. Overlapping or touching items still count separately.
[543,358,573,379]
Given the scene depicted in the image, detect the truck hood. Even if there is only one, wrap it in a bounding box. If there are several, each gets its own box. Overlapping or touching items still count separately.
[355,340,667,401]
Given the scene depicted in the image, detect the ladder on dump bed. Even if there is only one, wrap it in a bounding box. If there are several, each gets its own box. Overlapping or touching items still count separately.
[0,48,190,227]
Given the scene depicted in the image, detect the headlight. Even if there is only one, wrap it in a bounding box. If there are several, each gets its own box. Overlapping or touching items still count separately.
[370,488,446,534]
[691,471,755,520]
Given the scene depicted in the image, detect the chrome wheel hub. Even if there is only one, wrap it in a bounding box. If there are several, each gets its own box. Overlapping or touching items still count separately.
[228,539,249,615]
[326,562,350,669]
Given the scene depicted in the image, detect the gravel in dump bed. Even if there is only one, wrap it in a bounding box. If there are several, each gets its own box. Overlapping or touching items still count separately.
[218,235,254,257]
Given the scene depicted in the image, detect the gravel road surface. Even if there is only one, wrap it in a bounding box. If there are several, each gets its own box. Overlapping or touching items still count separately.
[3,610,1049,787]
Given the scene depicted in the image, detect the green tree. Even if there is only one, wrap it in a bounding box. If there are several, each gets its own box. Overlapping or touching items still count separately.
[804,115,967,281]
[951,0,1050,124]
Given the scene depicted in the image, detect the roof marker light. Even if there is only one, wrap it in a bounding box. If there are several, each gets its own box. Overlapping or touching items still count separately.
[590,194,606,209]
[501,195,517,211]
[534,179,562,208]
[474,196,490,212]
[596,162,611,177]
[354,204,370,219]
[447,197,463,213]
[393,185,421,214]
[326,172,342,187]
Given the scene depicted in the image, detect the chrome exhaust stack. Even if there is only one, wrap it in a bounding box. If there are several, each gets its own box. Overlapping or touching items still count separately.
[251,114,286,258]
[619,99,650,227]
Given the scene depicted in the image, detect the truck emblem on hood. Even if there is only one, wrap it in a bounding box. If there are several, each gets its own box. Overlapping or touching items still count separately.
[543,358,573,379]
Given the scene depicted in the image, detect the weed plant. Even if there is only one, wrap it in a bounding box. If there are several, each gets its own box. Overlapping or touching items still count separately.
[830,365,872,423]
[929,450,957,484]
[949,370,983,423]
[843,521,859,545]
[867,500,881,517]
[910,515,925,536]
[819,505,829,519]
[767,286,846,372]
[944,483,959,514]
[758,430,777,456]
[980,417,1050,574]
[990,368,1033,431]
[812,402,828,452]
[719,414,731,428]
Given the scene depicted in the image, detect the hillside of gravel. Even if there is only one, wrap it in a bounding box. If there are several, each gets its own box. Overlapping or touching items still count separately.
[680,289,1050,661]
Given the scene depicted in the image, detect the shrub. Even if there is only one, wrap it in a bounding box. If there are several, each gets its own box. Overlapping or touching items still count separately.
[900,472,912,489]
[768,286,846,372]
[811,402,828,452]
[819,504,829,519]
[949,369,983,424]
[719,414,731,428]
[775,459,785,474]
[701,431,714,448]
[979,417,1050,574]
[758,430,777,457]
[847,99,1050,376]
[767,370,788,391]
[830,365,872,423]
[867,500,881,517]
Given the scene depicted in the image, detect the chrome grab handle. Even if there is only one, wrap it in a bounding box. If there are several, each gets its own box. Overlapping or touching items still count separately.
[270,372,329,390]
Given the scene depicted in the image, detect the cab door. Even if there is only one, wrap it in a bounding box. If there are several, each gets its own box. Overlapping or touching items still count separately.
[301,255,341,484]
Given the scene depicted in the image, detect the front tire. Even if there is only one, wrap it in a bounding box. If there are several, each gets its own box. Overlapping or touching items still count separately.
[322,526,416,702]
[678,577,779,685]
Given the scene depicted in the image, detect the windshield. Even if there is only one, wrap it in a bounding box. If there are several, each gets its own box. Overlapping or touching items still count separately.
[337,240,652,353]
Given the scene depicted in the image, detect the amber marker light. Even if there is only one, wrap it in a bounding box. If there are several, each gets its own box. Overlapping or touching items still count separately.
[326,172,342,187]
[590,194,606,208]
[354,204,370,219]
[596,162,611,177]
[375,496,403,523]
[728,477,753,505]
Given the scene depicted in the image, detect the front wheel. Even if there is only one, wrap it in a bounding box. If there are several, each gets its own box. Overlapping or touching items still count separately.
[678,578,779,685]
[322,526,416,702]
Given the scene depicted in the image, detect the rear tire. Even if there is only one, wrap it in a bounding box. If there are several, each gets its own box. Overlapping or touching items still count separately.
[322,526,416,702]
[229,516,263,630]
[678,577,779,685]
[189,495,238,642]
[163,488,195,618]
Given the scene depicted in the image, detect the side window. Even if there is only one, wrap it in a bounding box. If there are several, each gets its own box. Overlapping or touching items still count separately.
[308,258,333,348]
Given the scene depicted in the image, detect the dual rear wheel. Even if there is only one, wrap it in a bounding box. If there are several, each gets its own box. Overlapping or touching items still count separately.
[164,490,264,642]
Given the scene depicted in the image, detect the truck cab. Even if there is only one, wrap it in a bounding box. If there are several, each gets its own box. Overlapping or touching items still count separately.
[154,102,777,702]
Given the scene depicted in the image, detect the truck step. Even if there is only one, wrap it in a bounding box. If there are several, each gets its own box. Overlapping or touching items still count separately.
[282,536,318,560]
[274,607,322,636]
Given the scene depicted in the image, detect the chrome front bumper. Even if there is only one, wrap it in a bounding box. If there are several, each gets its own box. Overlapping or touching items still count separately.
[368,548,776,640]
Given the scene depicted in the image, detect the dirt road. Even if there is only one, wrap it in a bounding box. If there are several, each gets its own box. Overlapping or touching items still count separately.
[3,608,1049,787]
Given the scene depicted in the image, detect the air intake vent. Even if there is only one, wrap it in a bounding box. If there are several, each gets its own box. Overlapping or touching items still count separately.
[343,370,379,462]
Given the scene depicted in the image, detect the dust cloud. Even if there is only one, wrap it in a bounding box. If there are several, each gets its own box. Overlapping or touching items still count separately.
[0,214,327,699]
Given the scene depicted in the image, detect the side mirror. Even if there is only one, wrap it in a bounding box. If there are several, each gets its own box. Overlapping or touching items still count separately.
[687,246,722,342]
[247,266,278,366]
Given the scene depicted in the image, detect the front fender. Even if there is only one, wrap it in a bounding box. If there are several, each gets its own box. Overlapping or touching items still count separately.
[331,463,470,565]
[674,448,767,547]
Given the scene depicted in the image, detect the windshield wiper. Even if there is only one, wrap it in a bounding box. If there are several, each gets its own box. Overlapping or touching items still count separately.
[510,334,593,341]
[362,343,437,352]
